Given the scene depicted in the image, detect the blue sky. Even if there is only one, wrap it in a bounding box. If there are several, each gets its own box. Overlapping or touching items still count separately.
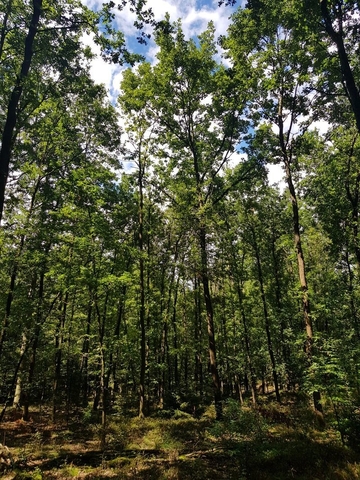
[81,0,238,101]
[80,0,285,186]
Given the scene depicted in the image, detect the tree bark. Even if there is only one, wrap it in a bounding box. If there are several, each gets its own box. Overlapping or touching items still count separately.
[52,290,68,422]
[23,268,45,421]
[0,341,28,421]
[345,247,360,338]
[230,245,257,406]
[109,285,127,402]
[138,158,146,419]
[320,0,360,132]
[0,177,41,359]
[251,225,281,403]
[80,300,92,407]
[0,0,13,62]
[199,226,222,419]
[271,232,292,387]
[194,277,203,396]
[278,92,322,412]
[0,0,42,223]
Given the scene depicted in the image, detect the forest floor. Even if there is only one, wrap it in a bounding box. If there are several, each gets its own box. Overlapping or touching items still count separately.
[1,395,360,479]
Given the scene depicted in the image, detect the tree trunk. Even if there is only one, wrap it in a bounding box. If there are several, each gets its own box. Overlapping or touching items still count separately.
[345,247,360,338]
[0,177,40,358]
[138,169,146,418]
[320,0,360,132]
[52,290,68,422]
[13,333,27,409]
[0,0,13,61]
[199,226,222,420]
[109,285,127,402]
[231,247,257,406]
[22,268,45,421]
[271,233,292,387]
[239,288,257,406]
[0,0,42,222]
[80,300,92,407]
[100,344,107,451]
[251,225,281,403]
[279,93,322,412]
[0,341,28,421]
[159,266,167,410]
[194,277,203,396]
[94,288,109,449]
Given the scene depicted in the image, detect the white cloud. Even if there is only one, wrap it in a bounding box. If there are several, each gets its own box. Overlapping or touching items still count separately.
[114,0,232,37]
[81,32,126,103]
[267,164,285,189]
[80,0,237,99]
[309,119,330,135]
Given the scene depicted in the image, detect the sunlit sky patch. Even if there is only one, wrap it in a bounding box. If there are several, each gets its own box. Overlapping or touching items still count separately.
[80,0,287,187]
[80,0,238,101]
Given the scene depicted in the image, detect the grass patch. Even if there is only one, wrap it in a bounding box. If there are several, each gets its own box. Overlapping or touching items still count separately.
[1,400,360,479]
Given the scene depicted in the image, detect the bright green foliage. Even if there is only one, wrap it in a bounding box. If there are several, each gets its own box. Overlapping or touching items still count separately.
[0,0,360,460]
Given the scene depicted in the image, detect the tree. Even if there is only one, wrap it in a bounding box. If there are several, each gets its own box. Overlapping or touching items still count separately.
[0,0,43,223]
[0,0,154,224]
[0,61,122,419]
[119,19,259,418]
[119,62,158,417]
[299,0,360,131]
[225,2,324,410]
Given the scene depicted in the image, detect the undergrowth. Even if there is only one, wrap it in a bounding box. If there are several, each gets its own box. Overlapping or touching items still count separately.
[1,396,360,479]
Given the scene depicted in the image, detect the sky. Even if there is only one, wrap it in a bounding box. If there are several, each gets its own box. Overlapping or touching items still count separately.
[80,0,285,186]
[81,0,238,101]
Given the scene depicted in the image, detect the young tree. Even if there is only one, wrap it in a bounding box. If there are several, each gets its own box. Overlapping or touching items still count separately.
[225,3,324,410]
[120,20,259,418]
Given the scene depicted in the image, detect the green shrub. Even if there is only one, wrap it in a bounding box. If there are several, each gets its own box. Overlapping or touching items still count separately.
[210,398,268,440]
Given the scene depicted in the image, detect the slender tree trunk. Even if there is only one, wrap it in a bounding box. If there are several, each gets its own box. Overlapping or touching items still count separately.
[230,290,244,405]
[199,226,222,420]
[159,265,167,409]
[11,285,59,419]
[235,374,244,405]
[23,269,45,421]
[94,287,109,450]
[52,290,68,422]
[284,151,322,410]
[0,177,40,359]
[100,344,107,450]
[271,233,292,387]
[0,342,28,421]
[251,226,281,403]
[13,275,36,410]
[80,300,92,407]
[345,247,360,338]
[13,333,27,409]
[0,1,12,61]
[0,0,42,222]
[344,134,360,269]
[109,285,127,401]
[238,285,257,406]
[283,158,313,351]
[0,265,18,360]
[159,238,180,407]
[220,279,230,396]
[194,277,203,396]
[145,203,152,415]
[320,0,360,132]
[171,275,180,392]
[231,246,257,406]
[278,93,322,412]
[138,170,146,418]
